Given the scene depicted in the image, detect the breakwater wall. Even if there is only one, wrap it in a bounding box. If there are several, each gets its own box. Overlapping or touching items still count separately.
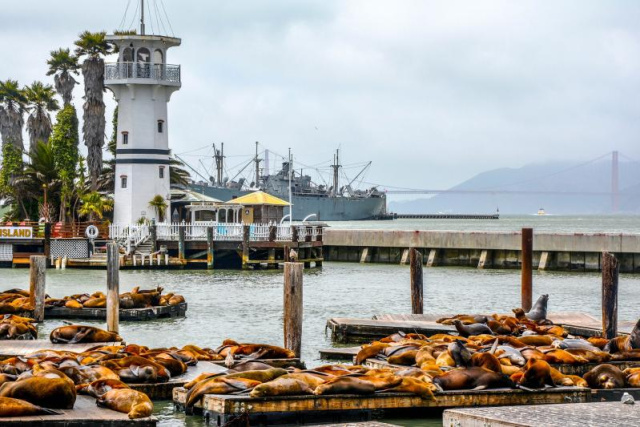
[323,229,640,273]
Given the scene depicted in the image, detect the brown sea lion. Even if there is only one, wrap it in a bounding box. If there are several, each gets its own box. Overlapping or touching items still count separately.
[77,379,130,397]
[0,377,76,408]
[605,320,640,353]
[517,359,555,389]
[278,372,326,389]
[187,377,261,407]
[623,367,640,387]
[518,335,554,346]
[434,367,515,391]
[0,373,16,386]
[355,342,389,365]
[380,376,436,399]
[355,370,403,390]
[226,368,287,383]
[312,364,367,376]
[583,364,625,389]
[83,298,107,308]
[97,388,153,419]
[102,356,170,383]
[225,343,296,361]
[471,352,502,373]
[168,295,185,306]
[387,349,418,366]
[452,320,493,337]
[525,294,549,322]
[1,289,30,297]
[314,376,376,396]
[151,354,188,376]
[448,340,472,368]
[50,325,122,344]
[64,300,83,310]
[542,349,588,365]
[228,361,274,372]
[0,396,62,417]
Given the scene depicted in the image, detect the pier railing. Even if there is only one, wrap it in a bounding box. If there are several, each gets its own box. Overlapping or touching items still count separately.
[109,222,322,242]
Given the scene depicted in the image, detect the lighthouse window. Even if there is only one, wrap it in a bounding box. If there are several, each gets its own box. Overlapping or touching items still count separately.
[122,132,129,145]
[157,120,164,133]
[159,166,165,179]
[121,176,128,189]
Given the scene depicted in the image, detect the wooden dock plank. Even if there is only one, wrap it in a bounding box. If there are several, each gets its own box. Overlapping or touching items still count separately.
[328,317,456,344]
[0,340,122,357]
[443,402,640,427]
[319,346,360,360]
[44,303,187,321]
[0,395,156,425]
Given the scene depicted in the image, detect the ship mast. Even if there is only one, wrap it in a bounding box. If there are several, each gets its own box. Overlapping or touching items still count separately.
[331,149,341,197]
[288,148,293,226]
[213,142,225,185]
[254,141,262,188]
[140,0,146,35]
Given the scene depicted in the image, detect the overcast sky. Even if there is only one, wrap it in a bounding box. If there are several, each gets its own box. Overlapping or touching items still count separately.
[2,1,640,199]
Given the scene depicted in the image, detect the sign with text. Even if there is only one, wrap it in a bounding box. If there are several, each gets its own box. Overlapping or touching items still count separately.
[0,227,33,239]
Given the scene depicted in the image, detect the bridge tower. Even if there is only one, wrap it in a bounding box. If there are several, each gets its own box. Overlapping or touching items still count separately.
[105,2,181,224]
[612,150,619,213]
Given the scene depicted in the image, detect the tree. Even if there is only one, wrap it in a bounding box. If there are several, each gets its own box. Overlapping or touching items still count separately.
[149,195,168,222]
[25,81,60,156]
[50,105,80,222]
[46,48,79,106]
[0,79,27,151]
[74,31,113,191]
[78,191,113,221]
[15,141,61,222]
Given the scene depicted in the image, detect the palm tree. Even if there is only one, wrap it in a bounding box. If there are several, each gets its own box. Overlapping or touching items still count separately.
[25,81,60,155]
[0,80,27,150]
[46,48,79,106]
[14,141,61,221]
[74,31,113,191]
[149,195,168,222]
[78,191,113,221]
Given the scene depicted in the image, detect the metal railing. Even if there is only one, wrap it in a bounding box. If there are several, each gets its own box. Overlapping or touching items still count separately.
[105,62,181,83]
[109,222,321,242]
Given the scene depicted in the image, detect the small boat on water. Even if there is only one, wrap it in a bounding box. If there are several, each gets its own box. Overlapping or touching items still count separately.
[537,208,546,215]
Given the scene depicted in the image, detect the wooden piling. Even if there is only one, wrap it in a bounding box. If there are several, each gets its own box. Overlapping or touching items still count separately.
[409,248,424,314]
[150,220,157,253]
[29,255,46,322]
[106,242,120,334]
[284,262,303,357]
[207,226,214,269]
[242,225,250,269]
[602,251,619,339]
[178,226,186,261]
[521,228,533,311]
[284,245,290,262]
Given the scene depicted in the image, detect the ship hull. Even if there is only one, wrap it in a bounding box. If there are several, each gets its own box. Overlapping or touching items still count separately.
[189,184,386,221]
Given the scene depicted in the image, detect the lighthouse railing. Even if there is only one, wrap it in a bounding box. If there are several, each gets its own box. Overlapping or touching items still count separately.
[105,62,181,83]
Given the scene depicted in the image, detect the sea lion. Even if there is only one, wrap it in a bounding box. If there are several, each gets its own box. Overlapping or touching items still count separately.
[517,359,555,389]
[452,320,493,337]
[97,388,153,419]
[604,319,640,353]
[77,379,130,397]
[380,377,436,399]
[355,342,389,365]
[151,354,188,376]
[553,339,600,352]
[387,349,418,365]
[355,370,403,390]
[187,377,261,408]
[278,372,326,389]
[623,367,640,388]
[0,396,62,417]
[102,356,170,383]
[495,346,526,366]
[313,376,376,396]
[471,352,502,373]
[0,377,76,409]
[524,294,549,322]
[168,295,185,306]
[50,325,122,344]
[448,340,472,368]
[64,300,83,310]
[583,364,625,389]
[434,367,515,391]
[83,298,107,308]
[542,349,588,365]
[0,373,16,386]
[518,335,554,346]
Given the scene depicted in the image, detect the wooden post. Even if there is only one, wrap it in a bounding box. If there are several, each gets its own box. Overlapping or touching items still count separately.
[284,262,303,357]
[178,225,186,261]
[29,255,46,322]
[284,245,290,262]
[43,222,51,261]
[150,219,157,253]
[207,226,214,269]
[410,248,424,314]
[521,228,533,311]
[242,225,250,269]
[269,225,277,242]
[602,251,619,339]
[106,242,120,334]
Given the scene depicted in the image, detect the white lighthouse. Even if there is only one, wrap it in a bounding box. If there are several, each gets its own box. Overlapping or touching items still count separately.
[105,7,181,224]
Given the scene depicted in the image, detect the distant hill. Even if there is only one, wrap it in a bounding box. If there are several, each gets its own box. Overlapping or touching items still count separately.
[389,160,640,215]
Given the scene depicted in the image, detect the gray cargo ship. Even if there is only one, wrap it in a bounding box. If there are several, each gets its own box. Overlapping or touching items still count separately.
[186,144,387,221]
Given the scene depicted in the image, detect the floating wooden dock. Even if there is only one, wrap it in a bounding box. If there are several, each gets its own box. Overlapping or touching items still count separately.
[328,312,635,344]
[44,303,187,321]
[319,346,360,361]
[443,401,640,427]
[0,340,122,357]
[213,358,305,369]
[173,387,590,426]
[0,395,156,426]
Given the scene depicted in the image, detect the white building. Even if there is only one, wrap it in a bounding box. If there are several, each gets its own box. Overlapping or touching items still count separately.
[105,30,181,224]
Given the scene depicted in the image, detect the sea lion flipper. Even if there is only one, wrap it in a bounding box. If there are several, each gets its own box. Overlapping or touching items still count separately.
[69,327,91,344]
[472,385,487,390]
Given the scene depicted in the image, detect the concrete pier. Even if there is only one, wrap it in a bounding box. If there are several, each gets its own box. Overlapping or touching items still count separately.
[323,229,640,273]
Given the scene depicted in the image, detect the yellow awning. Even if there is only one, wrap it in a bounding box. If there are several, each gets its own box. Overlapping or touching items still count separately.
[224,191,290,206]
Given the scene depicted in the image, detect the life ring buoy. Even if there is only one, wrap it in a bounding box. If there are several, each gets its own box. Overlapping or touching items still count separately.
[85,225,99,239]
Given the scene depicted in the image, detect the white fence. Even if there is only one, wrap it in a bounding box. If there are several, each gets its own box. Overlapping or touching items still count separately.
[109,222,322,242]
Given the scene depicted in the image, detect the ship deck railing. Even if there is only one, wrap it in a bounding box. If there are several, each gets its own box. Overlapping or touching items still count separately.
[108,222,322,242]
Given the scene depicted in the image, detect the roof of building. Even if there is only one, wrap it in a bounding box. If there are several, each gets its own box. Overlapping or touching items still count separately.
[171,189,222,204]
[223,191,290,206]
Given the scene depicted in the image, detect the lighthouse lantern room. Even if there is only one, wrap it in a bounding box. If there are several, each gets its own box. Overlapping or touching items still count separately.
[105,2,181,224]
